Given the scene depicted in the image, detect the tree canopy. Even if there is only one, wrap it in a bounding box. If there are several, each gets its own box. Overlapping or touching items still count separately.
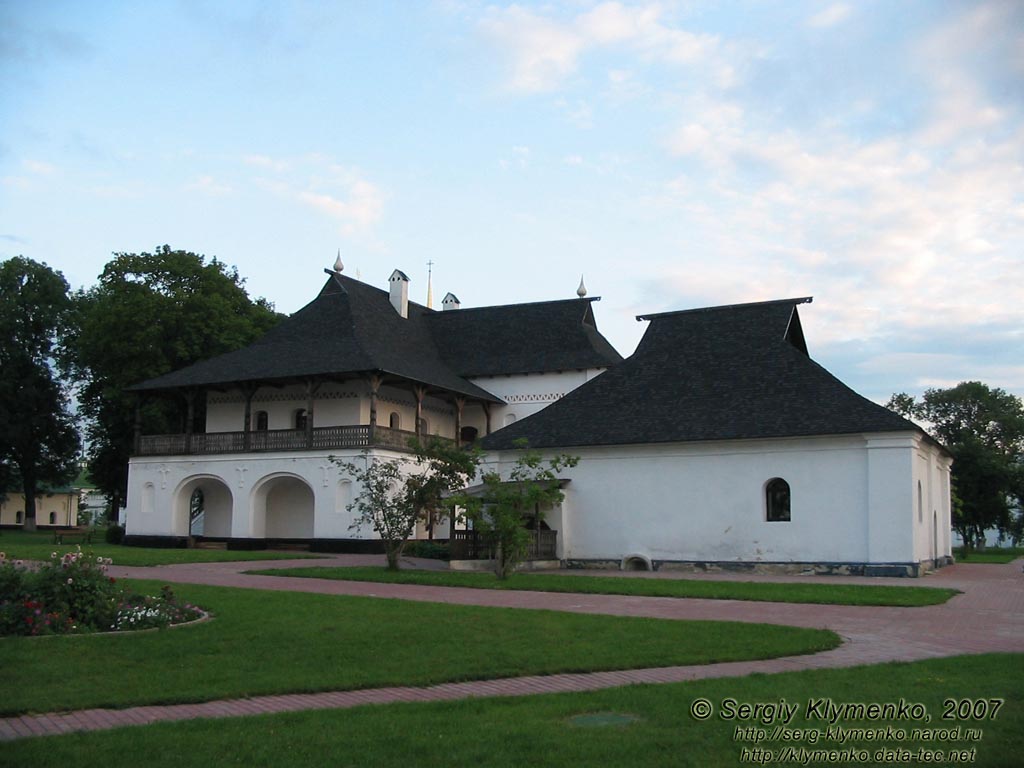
[0,257,80,529]
[62,247,282,515]
[887,382,1024,553]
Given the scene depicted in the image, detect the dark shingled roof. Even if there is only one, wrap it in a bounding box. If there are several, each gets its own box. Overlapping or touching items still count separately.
[130,272,621,398]
[426,297,622,377]
[480,297,929,450]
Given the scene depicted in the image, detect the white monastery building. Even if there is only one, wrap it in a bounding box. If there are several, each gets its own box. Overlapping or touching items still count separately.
[124,263,952,576]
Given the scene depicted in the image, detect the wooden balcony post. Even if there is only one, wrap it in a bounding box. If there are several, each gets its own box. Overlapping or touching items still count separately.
[305,379,321,448]
[454,396,464,444]
[482,402,492,436]
[242,385,257,451]
[133,398,142,454]
[184,390,196,454]
[414,385,427,439]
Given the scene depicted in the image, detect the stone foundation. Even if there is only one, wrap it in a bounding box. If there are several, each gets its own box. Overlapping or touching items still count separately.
[563,558,935,578]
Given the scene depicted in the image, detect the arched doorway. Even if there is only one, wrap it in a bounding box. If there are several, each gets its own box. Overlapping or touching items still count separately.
[252,474,315,539]
[173,476,233,538]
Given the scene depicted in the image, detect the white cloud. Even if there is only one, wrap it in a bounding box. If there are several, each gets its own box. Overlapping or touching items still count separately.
[806,4,852,29]
[186,175,232,196]
[481,2,718,93]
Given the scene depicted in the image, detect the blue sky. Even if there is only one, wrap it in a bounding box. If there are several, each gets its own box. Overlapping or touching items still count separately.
[2,0,1022,402]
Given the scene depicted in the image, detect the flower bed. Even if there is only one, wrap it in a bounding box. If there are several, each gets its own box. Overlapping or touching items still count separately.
[0,549,204,637]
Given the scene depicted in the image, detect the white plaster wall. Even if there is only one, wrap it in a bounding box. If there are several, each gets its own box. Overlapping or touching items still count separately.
[126,448,420,541]
[470,369,605,426]
[205,382,366,433]
[487,433,935,566]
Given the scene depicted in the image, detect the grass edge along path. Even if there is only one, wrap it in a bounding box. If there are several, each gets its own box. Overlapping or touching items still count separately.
[3,654,1021,767]
[0,580,840,717]
[248,565,960,607]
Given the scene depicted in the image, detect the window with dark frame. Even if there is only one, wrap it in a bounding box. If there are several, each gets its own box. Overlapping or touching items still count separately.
[389,412,400,430]
[294,408,307,430]
[255,411,269,431]
[766,478,791,522]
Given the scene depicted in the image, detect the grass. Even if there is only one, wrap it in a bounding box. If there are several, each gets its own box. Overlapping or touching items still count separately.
[0,529,320,566]
[3,653,1021,767]
[954,546,1024,564]
[0,579,839,716]
[248,565,961,607]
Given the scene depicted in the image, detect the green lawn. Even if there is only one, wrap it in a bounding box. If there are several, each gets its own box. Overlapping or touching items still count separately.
[248,565,961,607]
[0,579,839,716]
[0,529,320,566]
[4,654,1020,767]
[954,546,1024,564]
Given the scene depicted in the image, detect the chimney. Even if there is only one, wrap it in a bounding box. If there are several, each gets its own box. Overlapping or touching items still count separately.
[442,292,461,311]
[389,269,409,318]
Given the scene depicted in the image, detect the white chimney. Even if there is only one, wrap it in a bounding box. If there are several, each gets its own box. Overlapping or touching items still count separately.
[442,292,461,311]
[389,269,410,318]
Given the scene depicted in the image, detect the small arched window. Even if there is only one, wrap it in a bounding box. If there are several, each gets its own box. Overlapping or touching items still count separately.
[15,510,23,524]
[765,478,791,522]
[294,408,307,430]
[254,411,269,431]
[389,412,401,430]
[460,426,478,444]
[49,511,57,525]
[504,413,517,427]
[418,417,429,435]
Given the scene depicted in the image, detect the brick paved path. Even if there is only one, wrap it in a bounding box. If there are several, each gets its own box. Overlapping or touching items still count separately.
[2,556,1021,741]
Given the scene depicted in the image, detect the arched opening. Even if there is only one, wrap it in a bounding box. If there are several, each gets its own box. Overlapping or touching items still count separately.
[460,426,478,444]
[254,410,269,431]
[294,408,308,430]
[173,476,233,538]
[48,511,57,526]
[252,474,315,539]
[15,510,23,525]
[621,555,652,572]
[504,413,517,427]
[765,478,791,522]
[389,412,401,430]
[419,417,430,435]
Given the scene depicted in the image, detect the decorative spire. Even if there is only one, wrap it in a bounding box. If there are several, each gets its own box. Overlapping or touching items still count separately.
[576,274,587,298]
[333,250,344,273]
[426,260,434,309]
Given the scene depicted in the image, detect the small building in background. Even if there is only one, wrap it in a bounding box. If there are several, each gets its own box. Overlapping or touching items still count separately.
[0,488,80,528]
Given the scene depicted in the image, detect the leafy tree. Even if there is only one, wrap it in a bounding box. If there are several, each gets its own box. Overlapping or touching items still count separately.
[457,442,578,579]
[887,382,1024,556]
[335,439,480,570]
[61,247,281,518]
[0,257,80,530]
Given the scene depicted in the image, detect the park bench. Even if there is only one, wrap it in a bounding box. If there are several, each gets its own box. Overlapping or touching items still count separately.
[53,528,93,545]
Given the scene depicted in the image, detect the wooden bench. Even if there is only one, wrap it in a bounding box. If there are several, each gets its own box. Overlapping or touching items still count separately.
[53,529,93,545]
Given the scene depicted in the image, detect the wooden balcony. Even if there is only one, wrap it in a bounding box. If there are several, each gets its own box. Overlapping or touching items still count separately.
[135,425,439,457]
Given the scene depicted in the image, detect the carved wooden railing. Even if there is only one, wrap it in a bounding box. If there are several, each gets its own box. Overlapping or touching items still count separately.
[449,529,557,561]
[135,425,438,456]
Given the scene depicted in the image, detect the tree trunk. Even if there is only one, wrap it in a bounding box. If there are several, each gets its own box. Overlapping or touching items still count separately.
[21,471,37,532]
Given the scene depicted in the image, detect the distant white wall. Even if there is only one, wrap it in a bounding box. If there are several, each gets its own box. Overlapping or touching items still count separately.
[486,432,949,568]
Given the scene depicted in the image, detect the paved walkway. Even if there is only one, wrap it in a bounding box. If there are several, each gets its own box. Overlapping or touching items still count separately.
[2,556,1022,741]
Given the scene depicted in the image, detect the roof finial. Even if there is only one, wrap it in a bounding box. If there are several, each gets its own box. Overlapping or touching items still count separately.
[576,274,587,298]
[426,260,434,309]
[334,250,344,273]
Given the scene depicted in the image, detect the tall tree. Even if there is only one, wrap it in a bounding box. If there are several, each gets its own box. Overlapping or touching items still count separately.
[0,257,80,530]
[62,247,281,516]
[887,382,1024,555]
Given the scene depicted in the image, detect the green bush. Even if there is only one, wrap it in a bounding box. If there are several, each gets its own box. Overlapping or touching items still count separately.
[105,524,126,544]
[404,540,450,560]
[0,549,202,636]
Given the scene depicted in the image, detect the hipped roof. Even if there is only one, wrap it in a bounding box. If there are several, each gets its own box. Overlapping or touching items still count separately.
[130,272,622,399]
[480,297,934,450]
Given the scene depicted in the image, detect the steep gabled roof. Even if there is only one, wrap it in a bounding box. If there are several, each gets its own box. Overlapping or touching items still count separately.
[480,297,925,450]
[129,272,622,398]
[427,297,623,377]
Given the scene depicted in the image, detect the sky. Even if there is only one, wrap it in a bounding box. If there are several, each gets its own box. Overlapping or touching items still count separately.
[1,0,1022,403]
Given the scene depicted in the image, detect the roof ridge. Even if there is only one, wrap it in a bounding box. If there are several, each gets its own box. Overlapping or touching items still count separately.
[426,296,601,316]
[636,296,812,321]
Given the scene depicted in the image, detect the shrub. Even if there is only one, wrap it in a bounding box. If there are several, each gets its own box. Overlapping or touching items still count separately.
[105,524,125,544]
[0,549,203,637]
[404,540,450,560]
